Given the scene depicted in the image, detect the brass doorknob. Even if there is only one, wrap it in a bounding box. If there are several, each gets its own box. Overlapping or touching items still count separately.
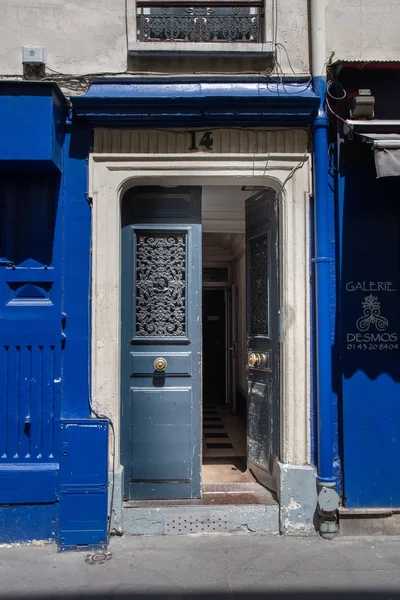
[248,352,261,368]
[154,357,167,372]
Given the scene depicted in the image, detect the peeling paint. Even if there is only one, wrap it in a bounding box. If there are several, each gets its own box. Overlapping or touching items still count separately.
[287,497,302,511]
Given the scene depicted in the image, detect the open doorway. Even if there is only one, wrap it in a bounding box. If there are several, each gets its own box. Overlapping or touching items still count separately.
[202,232,250,485]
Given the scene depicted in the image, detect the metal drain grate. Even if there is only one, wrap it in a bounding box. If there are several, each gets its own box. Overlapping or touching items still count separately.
[164,513,229,534]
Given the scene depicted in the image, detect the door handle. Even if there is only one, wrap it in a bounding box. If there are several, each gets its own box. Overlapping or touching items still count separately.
[248,352,268,369]
[248,352,261,368]
[154,357,167,372]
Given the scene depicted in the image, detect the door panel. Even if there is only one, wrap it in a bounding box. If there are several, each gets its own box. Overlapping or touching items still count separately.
[0,174,62,503]
[121,187,202,500]
[130,387,192,478]
[130,352,192,376]
[246,188,280,492]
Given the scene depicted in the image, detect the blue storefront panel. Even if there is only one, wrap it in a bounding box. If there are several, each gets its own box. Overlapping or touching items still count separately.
[0,82,108,547]
[339,157,400,507]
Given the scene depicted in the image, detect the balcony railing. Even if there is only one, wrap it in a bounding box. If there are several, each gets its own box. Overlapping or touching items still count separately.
[136,0,263,44]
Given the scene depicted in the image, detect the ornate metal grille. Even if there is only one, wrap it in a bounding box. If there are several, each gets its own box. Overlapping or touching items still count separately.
[135,231,187,337]
[250,234,269,336]
[138,5,261,43]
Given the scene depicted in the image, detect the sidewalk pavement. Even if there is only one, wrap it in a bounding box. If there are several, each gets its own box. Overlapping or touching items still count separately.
[0,533,400,599]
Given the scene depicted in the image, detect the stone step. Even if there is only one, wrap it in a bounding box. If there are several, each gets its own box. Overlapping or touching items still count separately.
[339,507,400,536]
[122,503,279,535]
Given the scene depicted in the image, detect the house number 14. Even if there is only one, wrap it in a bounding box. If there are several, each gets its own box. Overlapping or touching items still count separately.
[189,131,213,151]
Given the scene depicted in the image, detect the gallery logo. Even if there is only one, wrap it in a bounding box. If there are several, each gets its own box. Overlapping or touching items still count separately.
[356,295,389,332]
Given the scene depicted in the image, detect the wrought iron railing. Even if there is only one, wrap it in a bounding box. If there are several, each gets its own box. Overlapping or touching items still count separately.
[136,0,263,43]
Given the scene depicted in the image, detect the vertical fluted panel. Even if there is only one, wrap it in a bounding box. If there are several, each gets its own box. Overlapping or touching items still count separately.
[0,345,59,463]
[94,128,309,155]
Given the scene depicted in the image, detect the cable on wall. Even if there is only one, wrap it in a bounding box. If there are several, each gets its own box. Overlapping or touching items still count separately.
[87,202,116,543]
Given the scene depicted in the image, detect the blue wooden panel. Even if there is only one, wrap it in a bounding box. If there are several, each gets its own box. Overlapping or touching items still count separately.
[0,344,60,464]
[59,489,107,551]
[59,419,108,550]
[59,419,108,489]
[339,159,400,507]
[61,125,92,418]
[0,503,58,543]
[72,81,320,128]
[130,352,192,376]
[0,464,58,504]
[0,83,65,169]
[0,173,62,505]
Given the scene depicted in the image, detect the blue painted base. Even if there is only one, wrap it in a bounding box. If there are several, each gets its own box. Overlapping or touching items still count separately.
[0,503,58,544]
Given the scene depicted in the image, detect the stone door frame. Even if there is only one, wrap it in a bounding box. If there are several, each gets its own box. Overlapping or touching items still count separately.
[89,147,312,479]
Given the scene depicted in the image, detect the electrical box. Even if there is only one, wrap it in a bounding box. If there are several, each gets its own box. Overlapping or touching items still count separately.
[22,46,45,64]
[59,419,108,552]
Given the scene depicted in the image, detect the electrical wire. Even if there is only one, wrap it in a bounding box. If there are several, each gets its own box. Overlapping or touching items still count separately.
[125,0,129,51]
[326,80,347,101]
[3,39,311,95]
[87,202,116,543]
[326,95,348,126]
[273,0,278,46]
[280,145,311,191]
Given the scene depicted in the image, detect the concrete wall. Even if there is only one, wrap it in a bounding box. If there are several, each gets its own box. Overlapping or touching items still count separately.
[0,0,398,89]
[326,1,400,62]
[0,1,127,76]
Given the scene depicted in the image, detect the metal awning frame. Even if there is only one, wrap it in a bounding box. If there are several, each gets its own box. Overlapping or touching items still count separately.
[359,133,400,149]
[344,119,400,135]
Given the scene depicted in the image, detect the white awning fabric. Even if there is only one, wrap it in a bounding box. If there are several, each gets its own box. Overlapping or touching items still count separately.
[360,133,400,178]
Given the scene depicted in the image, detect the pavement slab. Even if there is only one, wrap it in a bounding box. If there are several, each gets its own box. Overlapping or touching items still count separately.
[0,534,400,599]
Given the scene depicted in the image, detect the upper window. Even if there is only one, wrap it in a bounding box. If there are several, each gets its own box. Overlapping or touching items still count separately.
[136,1,263,44]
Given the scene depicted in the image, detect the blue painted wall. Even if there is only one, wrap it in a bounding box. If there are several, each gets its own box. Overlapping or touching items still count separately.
[0,83,64,170]
[61,123,92,419]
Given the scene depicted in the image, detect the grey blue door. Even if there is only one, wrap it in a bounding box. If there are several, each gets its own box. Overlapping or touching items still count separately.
[121,187,202,500]
[246,188,280,492]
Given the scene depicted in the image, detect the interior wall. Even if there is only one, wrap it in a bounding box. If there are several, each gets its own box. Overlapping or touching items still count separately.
[202,228,247,405]
[202,186,251,233]
[234,252,247,398]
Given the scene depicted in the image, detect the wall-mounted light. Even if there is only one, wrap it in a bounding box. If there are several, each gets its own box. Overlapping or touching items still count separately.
[22,46,46,80]
[350,89,375,120]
